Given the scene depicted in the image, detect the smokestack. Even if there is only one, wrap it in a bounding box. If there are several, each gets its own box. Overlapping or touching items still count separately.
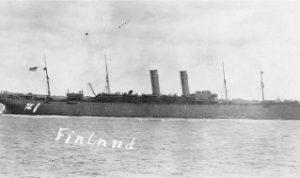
[150,69,160,96]
[180,71,190,96]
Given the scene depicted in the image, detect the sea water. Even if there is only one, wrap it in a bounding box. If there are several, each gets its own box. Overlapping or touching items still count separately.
[1,115,300,178]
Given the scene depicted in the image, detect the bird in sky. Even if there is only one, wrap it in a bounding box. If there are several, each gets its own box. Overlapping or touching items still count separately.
[118,20,129,29]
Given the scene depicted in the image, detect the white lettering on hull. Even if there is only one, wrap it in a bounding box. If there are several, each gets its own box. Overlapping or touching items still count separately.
[24,102,41,113]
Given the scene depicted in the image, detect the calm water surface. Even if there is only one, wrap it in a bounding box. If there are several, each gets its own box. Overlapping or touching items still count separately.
[1,114,300,178]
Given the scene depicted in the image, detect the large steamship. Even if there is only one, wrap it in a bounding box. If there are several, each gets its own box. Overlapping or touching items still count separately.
[0,57,300,119]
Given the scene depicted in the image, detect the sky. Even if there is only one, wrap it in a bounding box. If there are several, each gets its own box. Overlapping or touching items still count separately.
[0,0,300,100]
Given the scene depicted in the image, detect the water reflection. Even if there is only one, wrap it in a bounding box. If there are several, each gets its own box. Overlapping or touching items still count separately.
[1,115,300,177]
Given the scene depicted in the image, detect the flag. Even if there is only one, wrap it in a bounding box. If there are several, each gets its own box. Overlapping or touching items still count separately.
[29,67,38,71]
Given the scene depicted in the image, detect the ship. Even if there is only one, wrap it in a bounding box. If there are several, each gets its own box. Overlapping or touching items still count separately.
[0,56,300,119]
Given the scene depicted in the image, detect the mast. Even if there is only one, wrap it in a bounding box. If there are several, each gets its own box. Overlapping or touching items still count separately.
[260,70,265,101]
[105,53,111,94]
[44,55,51,97]
[222,61,228,101]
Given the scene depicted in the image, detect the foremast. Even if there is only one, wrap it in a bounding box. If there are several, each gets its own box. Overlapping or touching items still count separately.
[44,55,51,97]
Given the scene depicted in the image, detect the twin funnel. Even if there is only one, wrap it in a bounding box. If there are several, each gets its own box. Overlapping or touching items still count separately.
[149,70,190,96]
[180,71,190,96]
[150,70,161,96]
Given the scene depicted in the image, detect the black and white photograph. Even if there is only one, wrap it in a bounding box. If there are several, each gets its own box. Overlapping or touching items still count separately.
[1,0,300,177]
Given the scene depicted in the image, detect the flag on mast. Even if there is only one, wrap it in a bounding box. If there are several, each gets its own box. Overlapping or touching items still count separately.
[29,66,38,71]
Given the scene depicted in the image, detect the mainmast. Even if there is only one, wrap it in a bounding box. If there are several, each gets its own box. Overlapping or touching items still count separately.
[105,54,111,94]
[260,70,265,101]
[222,61,228,101]
[44,55,51,97]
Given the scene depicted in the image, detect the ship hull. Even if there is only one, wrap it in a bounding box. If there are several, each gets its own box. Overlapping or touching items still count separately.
[1,98,300,119]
